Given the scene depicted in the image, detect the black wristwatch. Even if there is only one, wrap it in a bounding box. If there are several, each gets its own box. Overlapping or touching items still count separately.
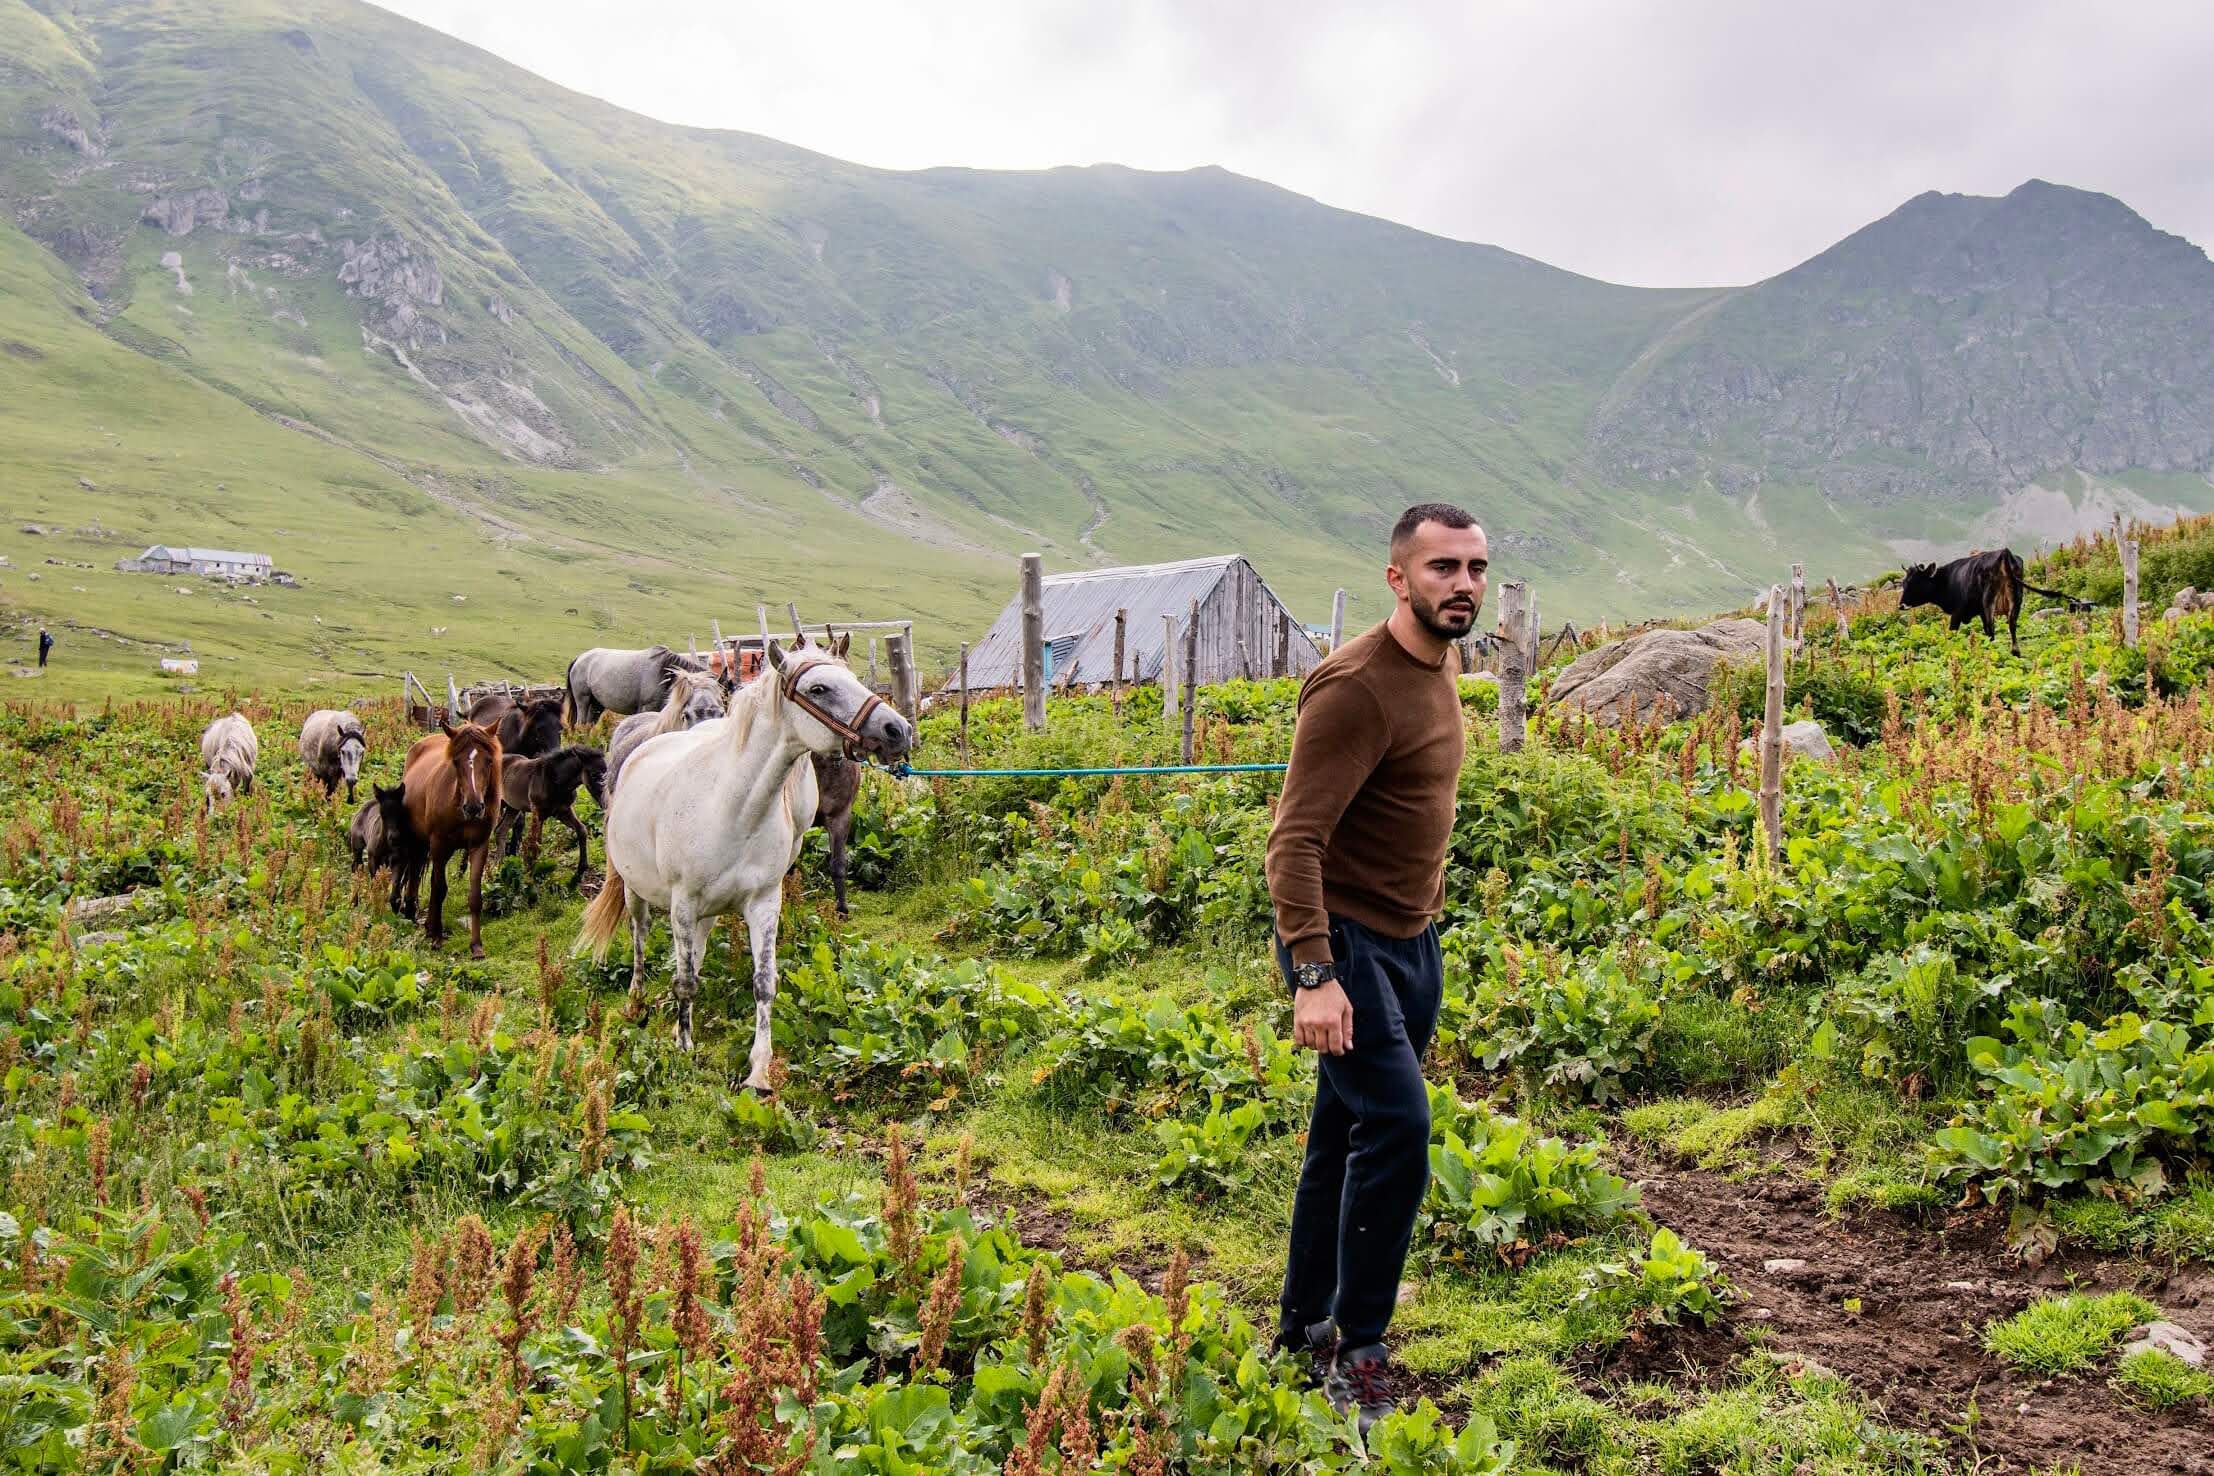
[1291,960,1337,991]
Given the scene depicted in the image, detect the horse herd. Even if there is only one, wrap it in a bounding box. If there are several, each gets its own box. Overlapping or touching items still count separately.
[194,636,913,1081]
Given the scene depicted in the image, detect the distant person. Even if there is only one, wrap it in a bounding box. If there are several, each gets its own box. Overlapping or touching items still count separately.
[1263,502,1486,1431]
[36,628,52,669]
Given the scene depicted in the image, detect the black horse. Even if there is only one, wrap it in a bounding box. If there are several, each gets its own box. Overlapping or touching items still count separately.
[498,745,608,888]
[350,782,429,918]
[467,692,566,759]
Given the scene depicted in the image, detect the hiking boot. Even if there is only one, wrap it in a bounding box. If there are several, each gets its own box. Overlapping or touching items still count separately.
[1273,1316,1338,1387]
[1323,1342,1398,1433]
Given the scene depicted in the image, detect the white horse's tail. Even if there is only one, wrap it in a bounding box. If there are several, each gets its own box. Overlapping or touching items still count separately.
[575,868,627,962]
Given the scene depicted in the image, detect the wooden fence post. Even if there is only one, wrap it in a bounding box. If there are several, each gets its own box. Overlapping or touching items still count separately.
[756,604,771,650]
[1498,580,1528,754]
[1020,552,1046,732]
[447,672,461,718]
[1112,608,1127,720]
[1524,589,1539,673]
[1828,577,1849,640]
[1162,614,1180,722]
[786,602,803,640]
[957,643,971,765]
[1789,563,1807,643]
[867,638,878,687]
[2123,534,2141,648]
[1181,598,1199,764]
[887,631,916,720]
[1759,586,1785,862]
[1330,588,1346,651]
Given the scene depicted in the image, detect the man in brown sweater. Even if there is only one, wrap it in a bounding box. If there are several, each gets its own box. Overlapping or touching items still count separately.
[1264,502,1485,1430]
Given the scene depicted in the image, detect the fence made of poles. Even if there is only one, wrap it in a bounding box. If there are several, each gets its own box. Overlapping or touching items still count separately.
[1759,585,1786,862]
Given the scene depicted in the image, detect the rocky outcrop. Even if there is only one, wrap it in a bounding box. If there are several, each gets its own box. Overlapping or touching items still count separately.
[1550,617,1767,726]
[39,106,100,157]
[142,188,230,236]
[337,236,445,347]
[736,360,820,431]
[2164,587,2214,622]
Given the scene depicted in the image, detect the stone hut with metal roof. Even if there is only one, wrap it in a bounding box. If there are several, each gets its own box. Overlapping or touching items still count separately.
[946,554,1325,693]
[117,545,274,579]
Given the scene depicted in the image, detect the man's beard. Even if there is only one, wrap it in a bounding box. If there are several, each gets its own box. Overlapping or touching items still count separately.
[1412,589,1478,640]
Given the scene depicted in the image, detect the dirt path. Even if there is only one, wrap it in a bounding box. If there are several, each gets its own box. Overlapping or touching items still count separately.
[1624,1154,2213,1474]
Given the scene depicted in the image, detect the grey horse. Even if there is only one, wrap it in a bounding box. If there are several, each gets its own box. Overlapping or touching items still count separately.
[606,669,730,793]
[299,708,367,803]
[563,644,708,726]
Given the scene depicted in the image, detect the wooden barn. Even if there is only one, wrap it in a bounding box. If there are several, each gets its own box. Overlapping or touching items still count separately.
[946,555,1324,693]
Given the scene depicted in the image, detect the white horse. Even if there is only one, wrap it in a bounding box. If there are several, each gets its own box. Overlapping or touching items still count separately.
[199,712,259,815]
[575,636,912,1083]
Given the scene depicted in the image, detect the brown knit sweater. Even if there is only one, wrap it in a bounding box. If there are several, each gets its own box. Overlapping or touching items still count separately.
[1265,621,1465,965]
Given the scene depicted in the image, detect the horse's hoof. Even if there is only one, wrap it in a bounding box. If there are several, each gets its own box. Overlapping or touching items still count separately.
[470,945,486,960]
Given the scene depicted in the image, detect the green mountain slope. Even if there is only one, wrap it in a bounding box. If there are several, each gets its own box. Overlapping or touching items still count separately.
[1592,182,2214,509]
[2,0,2210,696]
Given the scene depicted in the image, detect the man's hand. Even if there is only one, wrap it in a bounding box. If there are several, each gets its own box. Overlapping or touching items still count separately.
[1293,978,1354,1055]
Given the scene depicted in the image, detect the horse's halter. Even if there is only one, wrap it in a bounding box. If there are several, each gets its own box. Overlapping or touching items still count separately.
[780,657,887,761]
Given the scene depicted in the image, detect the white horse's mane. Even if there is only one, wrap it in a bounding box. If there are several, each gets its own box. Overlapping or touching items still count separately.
[722,659,779,751]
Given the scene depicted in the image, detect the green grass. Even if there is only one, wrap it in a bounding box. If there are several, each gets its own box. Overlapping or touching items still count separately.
[20,589,2214,1468]
[2051,1178,2214,1260]
[2110,1347,2214,1410]
[1982,1292,2159,1377]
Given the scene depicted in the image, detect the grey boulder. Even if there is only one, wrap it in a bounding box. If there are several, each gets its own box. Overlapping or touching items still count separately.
[1549,618,1767,727]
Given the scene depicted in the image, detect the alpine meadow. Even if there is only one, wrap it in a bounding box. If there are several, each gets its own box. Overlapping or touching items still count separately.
[3,0,2214,1472]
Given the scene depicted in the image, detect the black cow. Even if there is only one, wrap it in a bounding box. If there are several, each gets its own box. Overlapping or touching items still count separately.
[1899,549,2086,656]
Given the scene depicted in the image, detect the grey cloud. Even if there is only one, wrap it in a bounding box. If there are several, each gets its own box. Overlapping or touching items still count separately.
[374,0,2214,286]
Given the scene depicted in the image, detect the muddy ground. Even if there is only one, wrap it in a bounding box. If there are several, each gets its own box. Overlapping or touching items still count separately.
[984,1159,2212,1472]
[1629,1155,2213,1475]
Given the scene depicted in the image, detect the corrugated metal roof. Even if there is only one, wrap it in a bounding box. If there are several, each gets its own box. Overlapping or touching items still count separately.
[945,554,1304,691]
[142,546,272,566]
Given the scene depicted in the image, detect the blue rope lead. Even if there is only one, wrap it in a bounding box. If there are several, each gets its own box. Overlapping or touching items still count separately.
[872,760,1288,779]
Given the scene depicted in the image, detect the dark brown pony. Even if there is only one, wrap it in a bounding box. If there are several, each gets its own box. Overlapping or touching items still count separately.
[467,692,566,759]
[803,633,863,917]
[499,745,607,888]
[812,753,862,918]
[401,720,504,958]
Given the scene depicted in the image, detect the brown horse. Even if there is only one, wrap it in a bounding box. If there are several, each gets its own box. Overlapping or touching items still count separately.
[467,692,566,759]
[401,720,504,958]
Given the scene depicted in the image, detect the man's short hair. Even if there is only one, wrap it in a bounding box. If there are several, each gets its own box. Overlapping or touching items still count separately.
[1390,502,1478,560]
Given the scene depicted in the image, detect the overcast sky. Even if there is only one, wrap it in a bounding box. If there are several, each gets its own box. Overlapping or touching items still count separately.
[373,0,2213,288]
